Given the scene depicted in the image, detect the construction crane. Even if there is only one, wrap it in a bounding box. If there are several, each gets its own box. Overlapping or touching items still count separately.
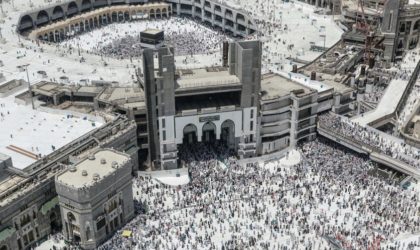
[355,0,374,66]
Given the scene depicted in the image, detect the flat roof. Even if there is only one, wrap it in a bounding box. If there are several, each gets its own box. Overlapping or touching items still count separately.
[33,81,76,96]
[0,152,10,162]
[56,149,129,188]
[261,74,313,100]
[141,29,163,35]
[176,68,240,90]
[0,80,25,94]
[77,86,103,94]
[97,87,144,102]
[315,73,354,93]
[279,72,334,93]
[122,102,146,109]
[0,91,103,170]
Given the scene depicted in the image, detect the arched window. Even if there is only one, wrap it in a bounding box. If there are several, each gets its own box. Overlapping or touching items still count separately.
[67,212,76,222]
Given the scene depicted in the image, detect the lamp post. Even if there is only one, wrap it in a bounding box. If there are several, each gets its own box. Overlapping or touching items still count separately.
[320,34,326,49]
[320,25,326,49]
[22,64,35,110]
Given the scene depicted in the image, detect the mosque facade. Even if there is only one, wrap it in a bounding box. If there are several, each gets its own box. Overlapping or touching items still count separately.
[2,0,412,249]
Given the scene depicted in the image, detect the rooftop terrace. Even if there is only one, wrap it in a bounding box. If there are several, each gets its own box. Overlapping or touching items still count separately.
[261,74,313,101]
[56,149,129,188]
[0,91,103,170]
[176,67,241,90]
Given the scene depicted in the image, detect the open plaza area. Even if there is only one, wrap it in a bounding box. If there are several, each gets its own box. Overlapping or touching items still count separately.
[0,93,102,170]
[0,0,420,249]
[60,17,231,58]
[86,140,420,249]
[0,0,343,85]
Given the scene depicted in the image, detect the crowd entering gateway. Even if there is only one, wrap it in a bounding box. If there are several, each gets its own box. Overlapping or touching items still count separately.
[92,139,420,250]
[1,0,420,249]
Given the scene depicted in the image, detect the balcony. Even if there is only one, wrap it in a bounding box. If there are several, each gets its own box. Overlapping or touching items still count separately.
[238,142,257,150]
[237,30,248,37]
[214,19,223,27]
[297,101,317,111]
[262,119,289,128]
[180,8,193,15]
[177,105,240,116]
[297,123,316,132]
[225,12,233,20]
[236,18,246,26]
[52,14,64,20]
[297,113,317,122]
[162,151,178,160]
[238,143,257,156]
[261,106,290,115]
[37,17,49,24]
[261,112,291,123]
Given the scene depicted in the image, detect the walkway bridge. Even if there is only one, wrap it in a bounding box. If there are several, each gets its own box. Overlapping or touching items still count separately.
[317,123,420,180]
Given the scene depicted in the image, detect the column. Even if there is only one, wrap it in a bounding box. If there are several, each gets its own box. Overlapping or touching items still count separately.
[222,11,226,32]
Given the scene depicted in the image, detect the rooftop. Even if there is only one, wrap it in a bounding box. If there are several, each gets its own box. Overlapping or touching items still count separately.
[98,87,144,103]
[261,74,313,100]
[32,81,76,96]
[279,72,334,93]
[142,29,163,35]
[0,80,26,94]
[77,86,104,94]
[315,74,354,93]
[0,91,102,170]
[176,67,241,90]
[56,149,129,188]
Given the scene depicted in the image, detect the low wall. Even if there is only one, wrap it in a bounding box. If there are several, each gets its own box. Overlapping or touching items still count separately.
[317,126,369,154]
[397,59,420,115]
[37,106,105,123]
[400,131,420,148]
[137,167,188,178]
[0,79,27,98]
[370,152,420,180]
[318,124,420,180]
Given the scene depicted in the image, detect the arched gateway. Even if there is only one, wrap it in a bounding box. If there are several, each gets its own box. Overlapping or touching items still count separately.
[183,124,197,144]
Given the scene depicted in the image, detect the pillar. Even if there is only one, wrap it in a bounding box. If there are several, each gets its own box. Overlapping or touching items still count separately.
[198,127,203,142]
[216,125,221,140]
[222,15,226,32]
